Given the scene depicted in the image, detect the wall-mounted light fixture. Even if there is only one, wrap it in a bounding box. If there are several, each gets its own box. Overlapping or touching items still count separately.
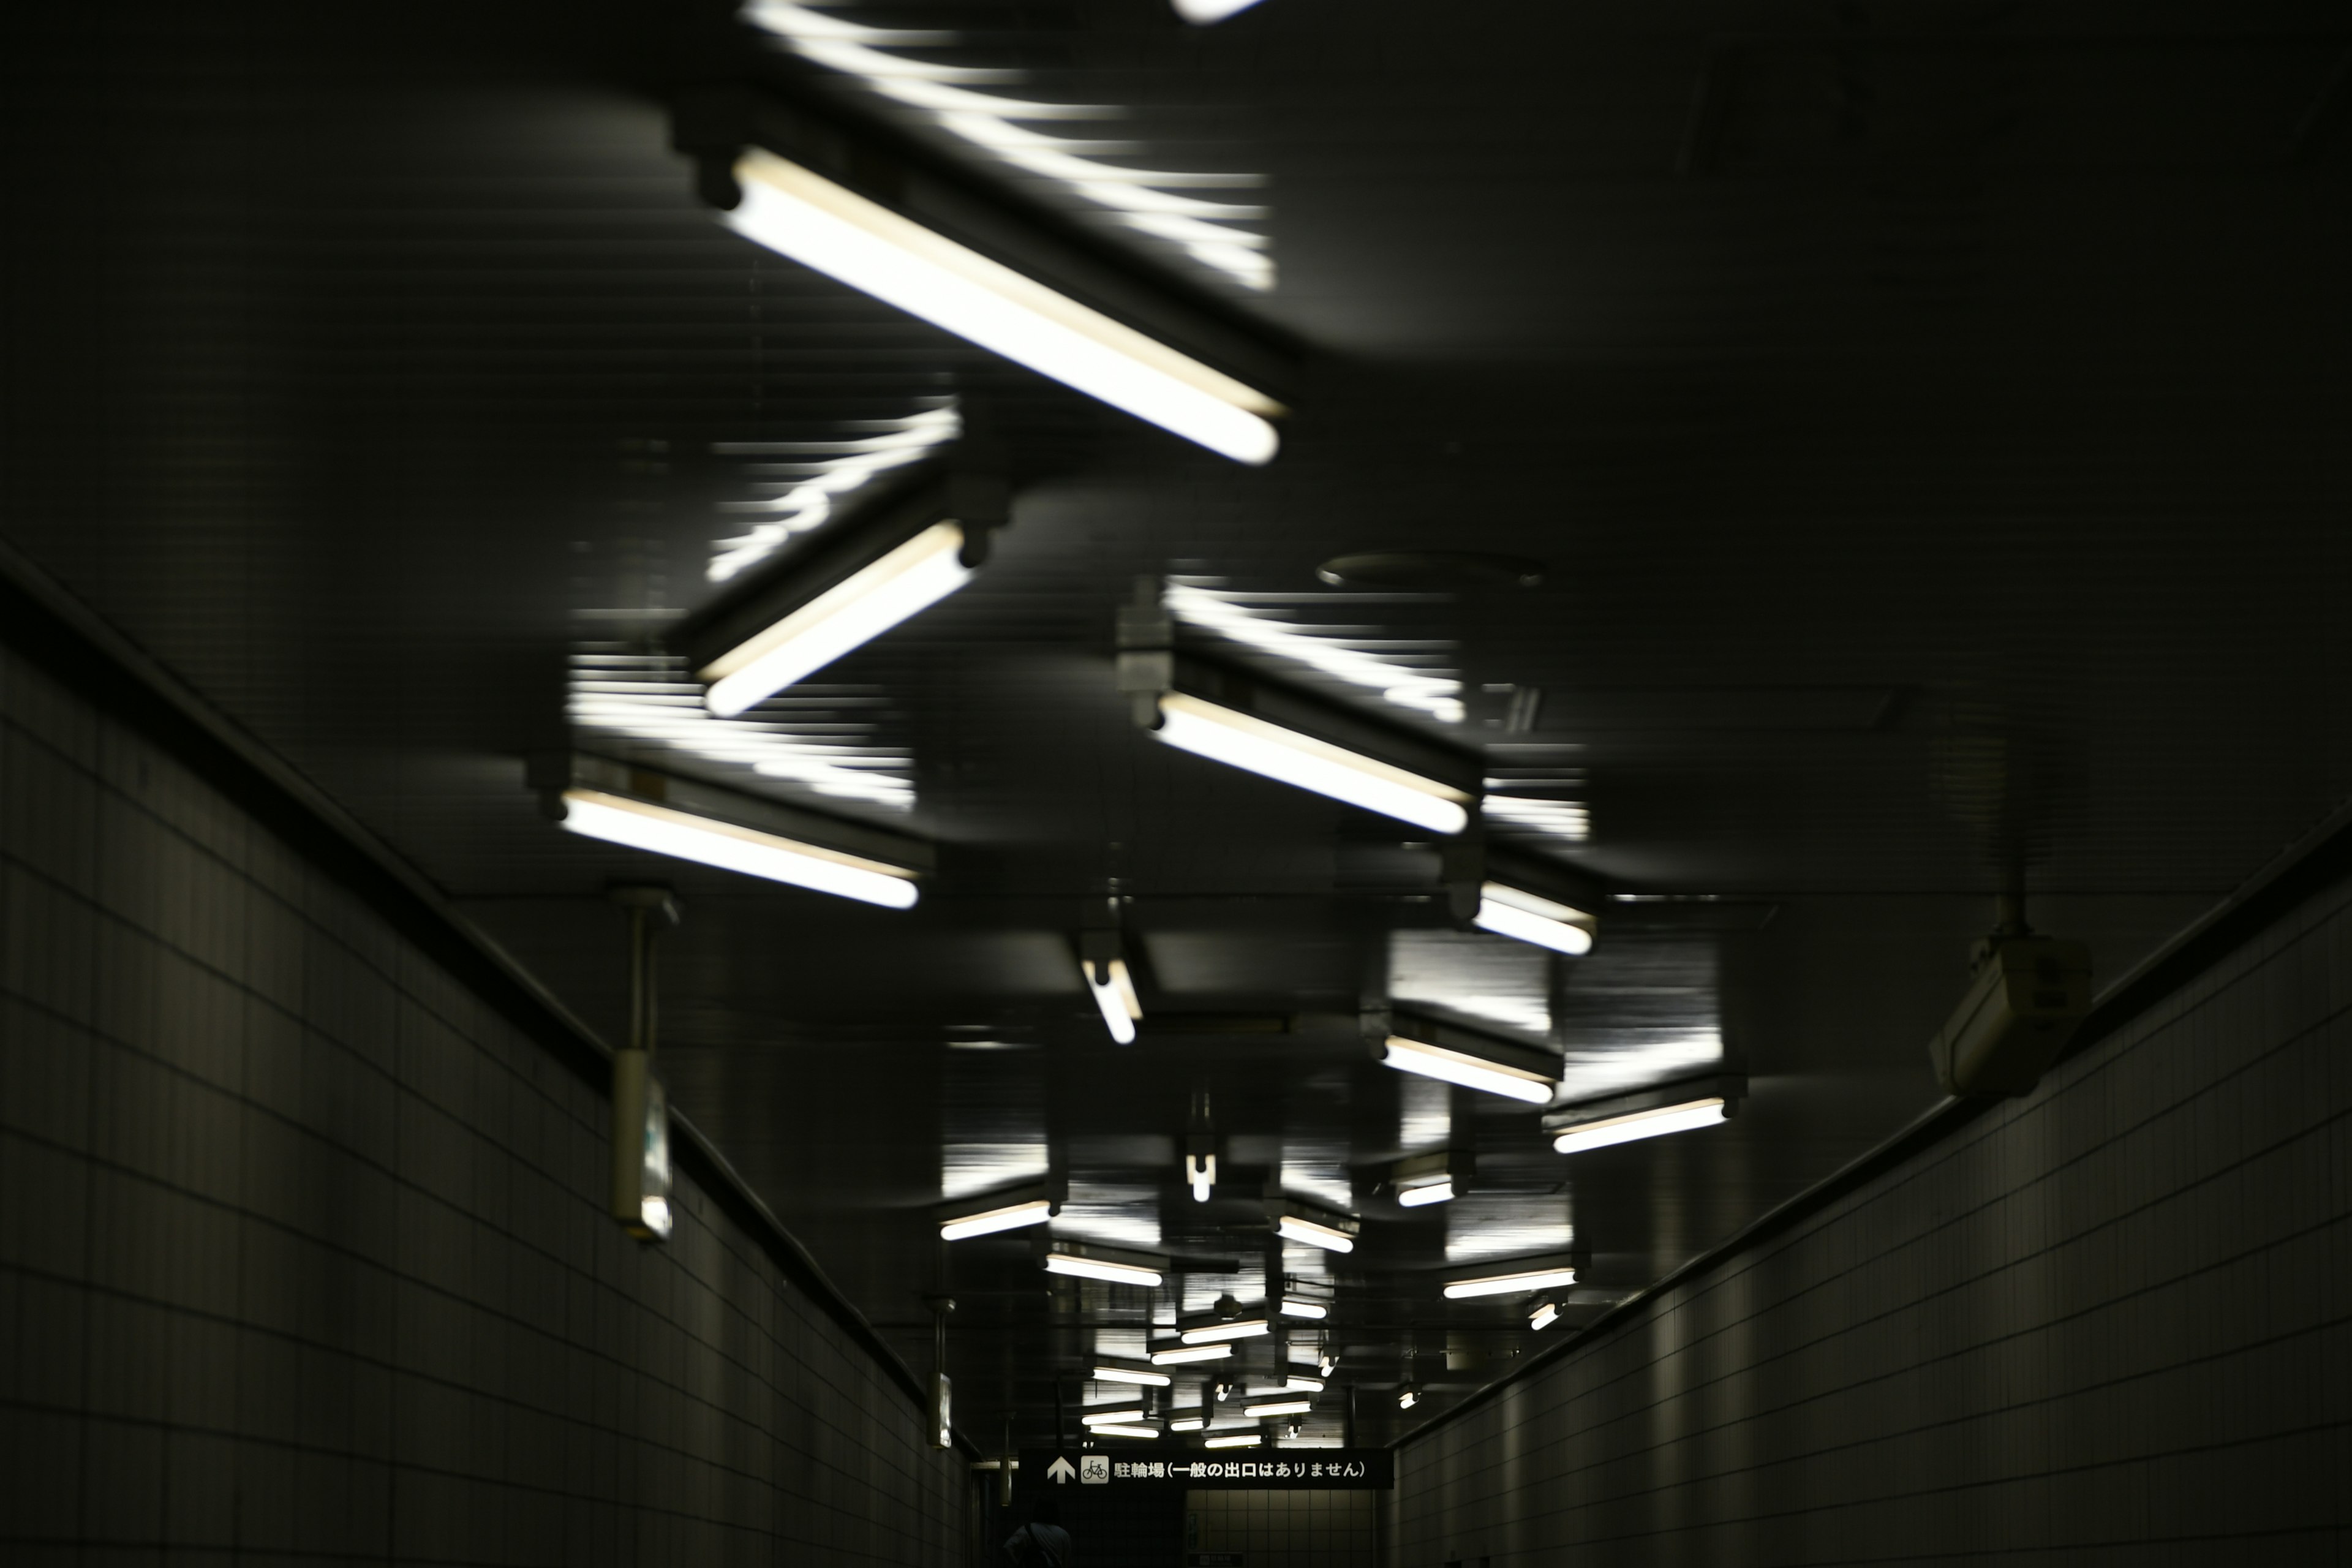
[1373,1011,1559,1106]
[530,752,930,908]
[673,468,1009,718]
[1545,1075,1746,1157]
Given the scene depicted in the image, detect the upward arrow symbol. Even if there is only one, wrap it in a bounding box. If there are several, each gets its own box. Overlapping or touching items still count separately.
[1046,1456,1077,1485]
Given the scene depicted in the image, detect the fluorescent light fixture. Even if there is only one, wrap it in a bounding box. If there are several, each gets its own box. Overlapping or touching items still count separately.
[1090,1423,1161,1439]
[639,1195,673,1235]
[1276,1297,1327,1321]
[1443,1265,1578,1300]
[938,1197,1052,1241]
[1243,1399,1312,1419]
[1174,0,1267,21]
[1092,1363,1173,1387]
[1317,1352,1338,1377]
[1551,1098,1729,1155]
[1529,1300,1560,1332]
[556,788,920,908]
[1275,1214,1356,1254]
[1169,1414,1207,1432]
[1084,955,1143,1046]
[1282,1373,1325,1393]
[1397,1178,1454,1208]
[1379,1033,1556,1106]
[1180,1317,1270,1344]
[1186,1152,1216,1203]
[1396,1388,1419,1410]
[1472,881,1596,957]
[1153,693,1472,835]
[723,148,1282,464]
[699,521,971,717]
[1205,1433,1262,1449]
[1150,1343,1232,1366]
[1044,1251,1165,1288]
[1082,1407,1148,1426]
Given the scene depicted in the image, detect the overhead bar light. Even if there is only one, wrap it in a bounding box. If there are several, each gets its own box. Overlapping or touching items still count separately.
[1442,843,1607,958]
[1545,1075,1746,1157]
[674,470,1009,718]
[1042,1241,1168,1289]
[1090,1423,1162,1439]
[1276,1296,1327,1321]
[1374,1011,1559,1106]
[1117,647,1480,836]
[1150,1343,1233,1366]
[1091,1363,1173,1387]
[530,752,930,909]
[1243,1398,1313,1419]
[1442,1256,1581,1300]
[699,138,1284,464]
[1205,1433,1262,1449]
[1396,1387,1420,1411]
[1273,1212,1357,1254]
[938,1179,1062,1241]
[1169,1413,1207,1433]
[1082,1405,1148,1426]
[1529,1300,1560,1332]
[1390,1148,1472,1208]
[1472,882,1596,956]
[1179,1315,1270,1345]
[1077,927,1144,1046]
[1280,1371,1325,1393]
[1186,1149,1217,1202]
[1174,0,1268,22]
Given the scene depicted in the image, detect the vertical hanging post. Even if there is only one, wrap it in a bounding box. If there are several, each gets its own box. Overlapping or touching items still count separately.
[608,885,681,1240]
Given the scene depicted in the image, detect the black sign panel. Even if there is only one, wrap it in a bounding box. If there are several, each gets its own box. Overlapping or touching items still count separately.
[1022,1448,1392,1490]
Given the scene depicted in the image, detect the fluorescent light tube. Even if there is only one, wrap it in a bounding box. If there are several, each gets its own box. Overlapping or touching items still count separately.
[557,788,919,908]
[1180,1317,1270,1344]
[1092,1364,1173,1387]
[701,520,973,717]
[1153,694,1472,835]
[1045,1253,1164,1287]
[1396,1389,1419,1410]
[1174,0,1268,21]
[1472,882,1595,957]
[725,149,1282,465]
[1186,1152,1216,1202]
[1169,1414,1207,1432]
[1379,1036,1555,1105]
[1205,1432,1262,1449]
[1150,1343,1233,1366]
[1089,1423,1161,1439]
[938,1197,1053,1240]
[1396,1178,1454,1208]
[639,1196,673,1236]
[1443,1265,1578,1300]
[1283,1373,1325,1393]
[1276,1297,1327,1321]
[1082,1408,1148,1426]
[1085,956,1143,1045]
[1529,1300,1559,1331]
[1317,1352,1337,1376]
[1243,1399,1312,1419]
[1551,1098,1729,1156]
[1275,1215,1355,1254]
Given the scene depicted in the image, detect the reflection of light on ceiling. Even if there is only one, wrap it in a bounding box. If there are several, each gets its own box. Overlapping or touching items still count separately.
[1278,1144,1353,1215]
[1397,1075,1450,1152]
[1443,1193,1573,1265]
[1558,1032,1727,1102]
[1054,1185,1163,1251]
[1389,930,1551,1039]
[1164,581,1464,723]
[1482,793,1592,843]
[1553,937,1725,1100]
[707,402,962,584]
[942,1143,1050,1202]
[567,648,913,810]
[744,1,1274,290]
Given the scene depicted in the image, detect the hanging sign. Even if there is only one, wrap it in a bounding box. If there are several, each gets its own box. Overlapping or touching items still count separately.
[1020,1449,1391,1490]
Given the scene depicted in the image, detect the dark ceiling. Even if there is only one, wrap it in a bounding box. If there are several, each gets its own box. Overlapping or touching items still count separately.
[5,0,2349,1452]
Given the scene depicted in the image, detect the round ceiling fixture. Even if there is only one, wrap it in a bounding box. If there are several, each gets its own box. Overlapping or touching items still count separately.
[1315,551,1544,589]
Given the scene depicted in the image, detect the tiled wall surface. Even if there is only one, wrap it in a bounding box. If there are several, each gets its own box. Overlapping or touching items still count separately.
[1190,1487,1378,1567]
[1392,865,2352,1564]
[0,644,970,1564]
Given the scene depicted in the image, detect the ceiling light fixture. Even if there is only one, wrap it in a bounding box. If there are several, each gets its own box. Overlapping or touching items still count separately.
[1090,1423,1162,1439]
[1472,881,1596,957]
[1545,1076,1746,1157]
[1529,1300,1560,1332]
[1374,1012,1559,1106]
[1179,1316,1270,1345]
[1042,1242,1167,1289]
[1281,1372,1325,1393]
[1092,1363,1174,1387]
[1273,1213,1357,1254]
[530,753,929,909]
[1081,1406,1148,1427]
[1442,1261,1580,1300]
[1169,1414,1207,1432]
[1173,0,1267,23]
[1397,1179,1455,1208]
[1186,1150,1217,1202]
[1150,1343,1233,1366]
[937,1191,1056,1241]
[1077,931,1144,1046]
[1205,1433,1261,1449]
[1152,694,1471,834]
[1396,1387,1420,1411]
[1276,1296,1327,1321]
[1243,1398,1313,1419]
[1317,1351,1338,1377]
[714,147,1282,464]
